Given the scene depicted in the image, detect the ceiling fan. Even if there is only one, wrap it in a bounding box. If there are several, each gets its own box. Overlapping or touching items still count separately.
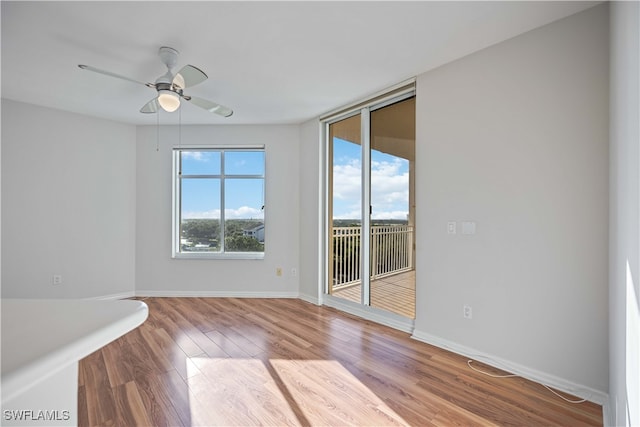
[78,46,233,117]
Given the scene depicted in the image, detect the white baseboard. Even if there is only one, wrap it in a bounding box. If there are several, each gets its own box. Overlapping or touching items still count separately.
[297,292,320,305]
[85,291,136,300]
[324,295,414,333]
[135,290,299,298]
[411,329,609,408]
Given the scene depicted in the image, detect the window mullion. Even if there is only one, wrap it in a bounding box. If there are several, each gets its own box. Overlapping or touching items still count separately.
[220,150,226,253]
[173,151,181,256]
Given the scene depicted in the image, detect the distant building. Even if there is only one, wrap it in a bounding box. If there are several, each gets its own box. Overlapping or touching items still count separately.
[243,224,265,243]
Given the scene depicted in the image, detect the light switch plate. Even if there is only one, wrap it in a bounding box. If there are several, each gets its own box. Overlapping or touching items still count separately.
[447,222,456,234]
[461,221,476,235]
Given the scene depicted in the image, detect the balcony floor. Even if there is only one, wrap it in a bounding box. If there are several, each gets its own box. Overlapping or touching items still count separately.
[332,270,415,318]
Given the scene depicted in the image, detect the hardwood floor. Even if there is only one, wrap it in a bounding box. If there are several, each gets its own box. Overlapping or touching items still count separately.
[78,297,602,426]
[333,270,416,318]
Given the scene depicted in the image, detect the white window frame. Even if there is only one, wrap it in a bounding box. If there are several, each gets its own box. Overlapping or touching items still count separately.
[172,145,266,260]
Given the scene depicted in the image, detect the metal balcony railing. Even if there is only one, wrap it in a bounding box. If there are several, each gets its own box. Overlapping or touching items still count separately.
[332,225,414,289]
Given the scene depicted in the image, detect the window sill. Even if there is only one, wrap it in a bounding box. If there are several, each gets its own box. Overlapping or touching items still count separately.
[172,252,265,260]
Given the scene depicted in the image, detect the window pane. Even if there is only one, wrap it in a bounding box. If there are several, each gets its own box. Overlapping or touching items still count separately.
[180,178,221,252]
[369,96,416,318]
[329,113,362,303]
[181,151,221,175]
[225,151,265,175]
[224,178,264,252]
[370,97,414,222]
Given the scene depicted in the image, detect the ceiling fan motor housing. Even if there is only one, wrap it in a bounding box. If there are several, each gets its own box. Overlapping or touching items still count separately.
[158,46,179,70]
[156,47,184,95]
[155,78,183,95]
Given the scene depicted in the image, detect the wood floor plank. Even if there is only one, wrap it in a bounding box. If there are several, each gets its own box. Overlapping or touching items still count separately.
[204,329,254,358]
[79,297,603,427]
[136,324,175,373]
[156,369,193,427]
[101,338,135,387]
[81,349,118,426]
[151,327,205,381]
[244,311,315,349]
[77,386,89,427]
[112,381,153,427]
[186,371,261,426]
[133,372,185,427]
[278,358,409,426]
[194,356,302,426]
[152,299,206,357]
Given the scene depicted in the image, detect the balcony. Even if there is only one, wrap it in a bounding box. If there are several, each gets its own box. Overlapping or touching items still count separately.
[331,225,415,318]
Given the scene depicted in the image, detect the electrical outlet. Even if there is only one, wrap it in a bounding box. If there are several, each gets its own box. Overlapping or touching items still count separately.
[463,305,472,319]
[276,267,282,277]
[291,268,297,277]
[53,275,63,285]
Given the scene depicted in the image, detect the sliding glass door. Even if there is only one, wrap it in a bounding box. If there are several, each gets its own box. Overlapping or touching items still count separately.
[327,95,415,319]
[369,97,415,317]
[328,113,362,304]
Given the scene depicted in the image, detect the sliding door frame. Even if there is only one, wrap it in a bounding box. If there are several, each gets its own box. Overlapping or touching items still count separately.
[320,79,416,332]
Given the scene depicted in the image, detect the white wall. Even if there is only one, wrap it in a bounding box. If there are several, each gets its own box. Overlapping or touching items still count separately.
[298,119,322,303]
[1,100,136,299]
[135,124,300,296]
[609,2,640,426]
[413,4,609,398]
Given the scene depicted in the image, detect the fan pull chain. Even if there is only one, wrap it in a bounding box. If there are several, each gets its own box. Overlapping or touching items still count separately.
[156,109,160,152]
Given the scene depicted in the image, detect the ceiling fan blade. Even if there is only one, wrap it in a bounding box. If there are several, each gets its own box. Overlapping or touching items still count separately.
[140,98,160,113]
[173,65,207,89]
[186,96,233,117]
[78,64,155,88]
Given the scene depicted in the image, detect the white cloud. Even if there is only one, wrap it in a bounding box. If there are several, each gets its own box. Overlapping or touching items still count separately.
[332,159,362,201]
[182,151,209,161]
[333,208,362,220]
[182,206,264,220]
[228,206,264,219]
[372,210,409,220]
[182,209,220,219]
[335,209,407,221]
[332,158,409,219]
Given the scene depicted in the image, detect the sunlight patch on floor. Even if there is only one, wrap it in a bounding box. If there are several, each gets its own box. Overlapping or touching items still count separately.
[185,357,408,426]
[269,359,409,426]
[187,357,299,426]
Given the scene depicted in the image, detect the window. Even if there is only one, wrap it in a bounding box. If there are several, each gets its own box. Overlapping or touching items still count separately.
[172,147,265,259]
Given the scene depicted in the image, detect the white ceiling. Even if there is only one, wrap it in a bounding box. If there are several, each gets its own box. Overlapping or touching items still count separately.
[1,1,599,125]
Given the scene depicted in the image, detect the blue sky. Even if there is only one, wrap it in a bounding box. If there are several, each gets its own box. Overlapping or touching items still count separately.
[179,141,409,221]
[181,151,265,220]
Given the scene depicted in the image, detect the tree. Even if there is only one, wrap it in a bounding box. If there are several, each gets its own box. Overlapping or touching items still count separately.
[225,235,264,252]
[181,219,219,245]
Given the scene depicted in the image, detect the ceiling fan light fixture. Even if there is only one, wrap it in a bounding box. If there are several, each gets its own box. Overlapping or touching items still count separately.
[157,90,180,112]
[80,46,232,117]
